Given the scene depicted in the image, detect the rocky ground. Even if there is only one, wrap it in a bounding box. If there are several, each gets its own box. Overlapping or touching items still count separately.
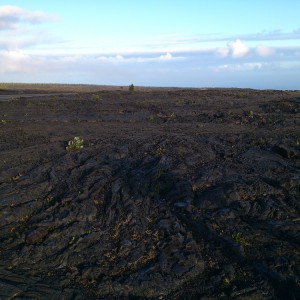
[0,87,299,299]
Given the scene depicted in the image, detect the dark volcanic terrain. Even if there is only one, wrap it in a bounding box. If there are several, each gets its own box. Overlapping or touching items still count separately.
[0,86,299,299]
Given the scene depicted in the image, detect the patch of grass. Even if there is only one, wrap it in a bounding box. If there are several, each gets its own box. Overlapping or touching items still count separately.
[222,277,231,287]
[155,146,166,156]
[232,232,249,246]
[46,196,54,203]
[66,136,84,152]
[148,114,156,122]
[68,236,77,245]
[197,123,204,128]
[257,137,266,145]
[175,99,185,106]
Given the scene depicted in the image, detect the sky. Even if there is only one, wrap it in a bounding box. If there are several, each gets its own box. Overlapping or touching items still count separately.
[0,0,300,89]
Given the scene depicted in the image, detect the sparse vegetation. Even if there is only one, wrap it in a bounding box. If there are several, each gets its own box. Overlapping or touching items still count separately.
[66,136,84,152]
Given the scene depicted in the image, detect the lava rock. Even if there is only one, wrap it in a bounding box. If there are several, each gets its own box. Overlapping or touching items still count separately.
[26,227,48,244]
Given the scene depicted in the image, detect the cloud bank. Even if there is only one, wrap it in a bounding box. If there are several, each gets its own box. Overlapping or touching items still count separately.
[96,52,185,63]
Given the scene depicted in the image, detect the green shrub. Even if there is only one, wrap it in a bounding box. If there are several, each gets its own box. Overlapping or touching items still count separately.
[148,114,155,122]
[91,94,101,101]
[129,84,134,92]
[248,111,254,119]
[66,136,84,152]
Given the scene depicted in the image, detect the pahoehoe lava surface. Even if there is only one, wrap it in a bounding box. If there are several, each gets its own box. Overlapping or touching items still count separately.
[0,88,299,299]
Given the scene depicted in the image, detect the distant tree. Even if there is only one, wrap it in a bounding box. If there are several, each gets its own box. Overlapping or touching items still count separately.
[129,84,134,92]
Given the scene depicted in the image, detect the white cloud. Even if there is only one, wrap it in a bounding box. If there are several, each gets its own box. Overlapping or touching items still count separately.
[159,52,173,60]
[275,60,300,69]
[97,55,125,62]
[0,50,30,72]
[0,32,60,51]
[215,39,249,59]
[0,50,66,74]
[216,47,229,57]
[0,5,57,30]
[228,39,249,58]
[0,5,60,53]
[255,45,275,57]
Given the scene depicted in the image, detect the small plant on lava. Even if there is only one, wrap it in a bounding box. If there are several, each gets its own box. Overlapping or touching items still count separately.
[66,136,84,152]
[91,94,101,101]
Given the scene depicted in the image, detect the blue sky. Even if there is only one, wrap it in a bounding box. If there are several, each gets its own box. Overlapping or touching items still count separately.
[0,1,300,89]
